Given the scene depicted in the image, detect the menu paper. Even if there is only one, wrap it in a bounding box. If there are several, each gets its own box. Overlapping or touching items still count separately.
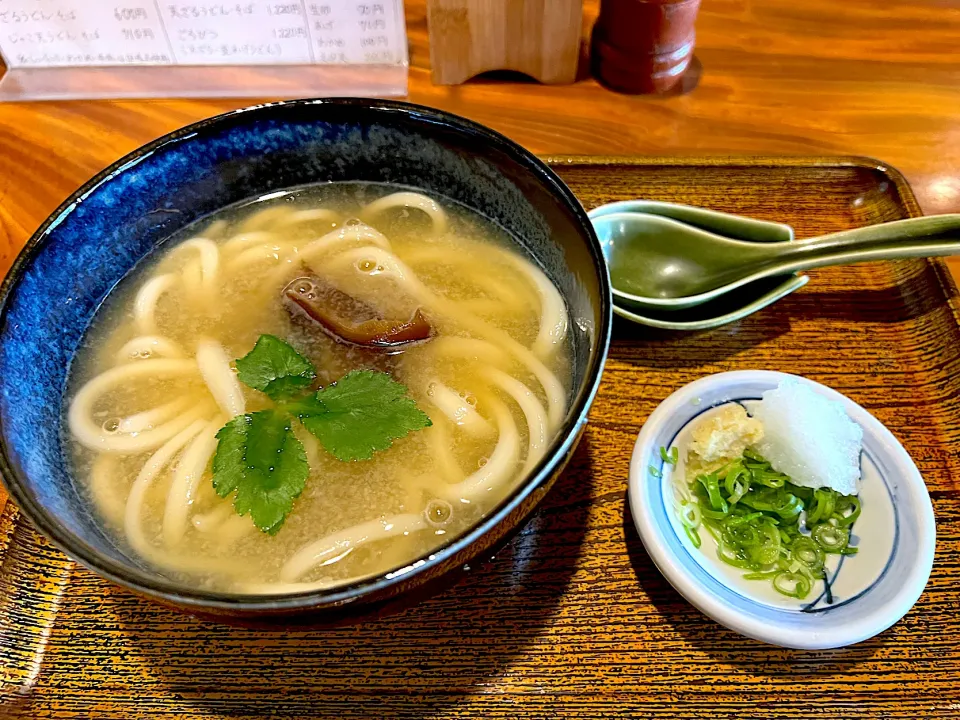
[0,1,407,69]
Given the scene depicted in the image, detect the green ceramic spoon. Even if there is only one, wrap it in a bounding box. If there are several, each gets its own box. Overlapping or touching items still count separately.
[588,200,795,243]
[611,274,809,331]
[588,201,804,329]
[594,211,960,311]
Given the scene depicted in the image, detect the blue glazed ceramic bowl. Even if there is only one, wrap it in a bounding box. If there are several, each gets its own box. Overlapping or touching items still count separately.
[0,99,611,621]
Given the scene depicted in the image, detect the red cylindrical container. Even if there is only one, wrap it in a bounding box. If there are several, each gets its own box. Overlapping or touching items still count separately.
[591,0,701,94]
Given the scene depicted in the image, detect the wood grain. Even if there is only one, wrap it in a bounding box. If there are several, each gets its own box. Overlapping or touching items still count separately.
[1,0,958,248]
[1,0,960,713]
[1,157,959,719]
[426,0,582,84]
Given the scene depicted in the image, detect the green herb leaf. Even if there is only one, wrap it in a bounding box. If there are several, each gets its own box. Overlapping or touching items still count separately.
[213,335,433,532]
[292,370,431,461]
[211,416,247,498]
[212,410,308,534]
[234,334,316,400]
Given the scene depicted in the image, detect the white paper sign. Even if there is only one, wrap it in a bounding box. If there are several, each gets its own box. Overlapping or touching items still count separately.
[0,1,407,69]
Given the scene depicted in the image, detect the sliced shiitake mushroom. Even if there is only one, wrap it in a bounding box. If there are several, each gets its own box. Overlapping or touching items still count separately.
[283,274,432,351]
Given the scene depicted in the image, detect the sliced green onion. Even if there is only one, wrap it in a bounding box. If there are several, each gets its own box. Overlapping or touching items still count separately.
[649,465,662,479]
[807,488,837,525]
[696,473,728,514]
[725,523,761,548]
[678,502,701,529]
[727,483,749,505]
[773,570,812,599]
[752,522,782,566]
[833,495,862,526]
[812,523,849,553]
[737,488,778,511]
[790,484,815,504]
[724,462,750,504]
[700,506,730,520]
[791,558,822,582]
[790,536,824,570]
[724,511,763,527]
[660,446,679,465]
[739,488,803,519]
[752,471,787,489]
[742,570,780,580]
[675,448,862,600]
[717,540,754,569]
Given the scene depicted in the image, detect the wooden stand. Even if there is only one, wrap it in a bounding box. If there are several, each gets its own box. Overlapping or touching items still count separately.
[427,0,583,85]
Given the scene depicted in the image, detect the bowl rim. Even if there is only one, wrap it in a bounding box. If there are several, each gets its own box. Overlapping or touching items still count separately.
[627,369,936,649]
[0,97,612,613]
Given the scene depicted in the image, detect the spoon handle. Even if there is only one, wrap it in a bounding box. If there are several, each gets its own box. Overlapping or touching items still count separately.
[768,215,960,274]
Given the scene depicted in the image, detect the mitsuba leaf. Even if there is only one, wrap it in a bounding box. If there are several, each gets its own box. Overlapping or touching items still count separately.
[234,334,316,400]
[293,370,432,461]
[212,335,433,533]
[211,410,308,534]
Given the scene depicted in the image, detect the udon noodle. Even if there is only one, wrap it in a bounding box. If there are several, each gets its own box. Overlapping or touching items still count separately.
[65,183,571,593]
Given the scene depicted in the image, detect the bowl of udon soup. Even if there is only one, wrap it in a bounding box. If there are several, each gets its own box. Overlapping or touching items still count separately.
[0,99,611,620]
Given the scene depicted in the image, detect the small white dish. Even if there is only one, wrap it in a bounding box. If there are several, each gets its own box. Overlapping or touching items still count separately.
[628,370,936,649]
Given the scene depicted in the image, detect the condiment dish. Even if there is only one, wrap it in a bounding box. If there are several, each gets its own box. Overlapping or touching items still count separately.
[628,370,935,649]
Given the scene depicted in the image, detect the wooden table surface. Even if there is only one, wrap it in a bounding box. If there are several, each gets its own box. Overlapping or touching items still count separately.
[0,0,959,712]
[1,0,959,279]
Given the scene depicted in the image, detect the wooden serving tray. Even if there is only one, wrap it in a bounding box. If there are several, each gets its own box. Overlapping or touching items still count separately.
[2,156,959,719]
